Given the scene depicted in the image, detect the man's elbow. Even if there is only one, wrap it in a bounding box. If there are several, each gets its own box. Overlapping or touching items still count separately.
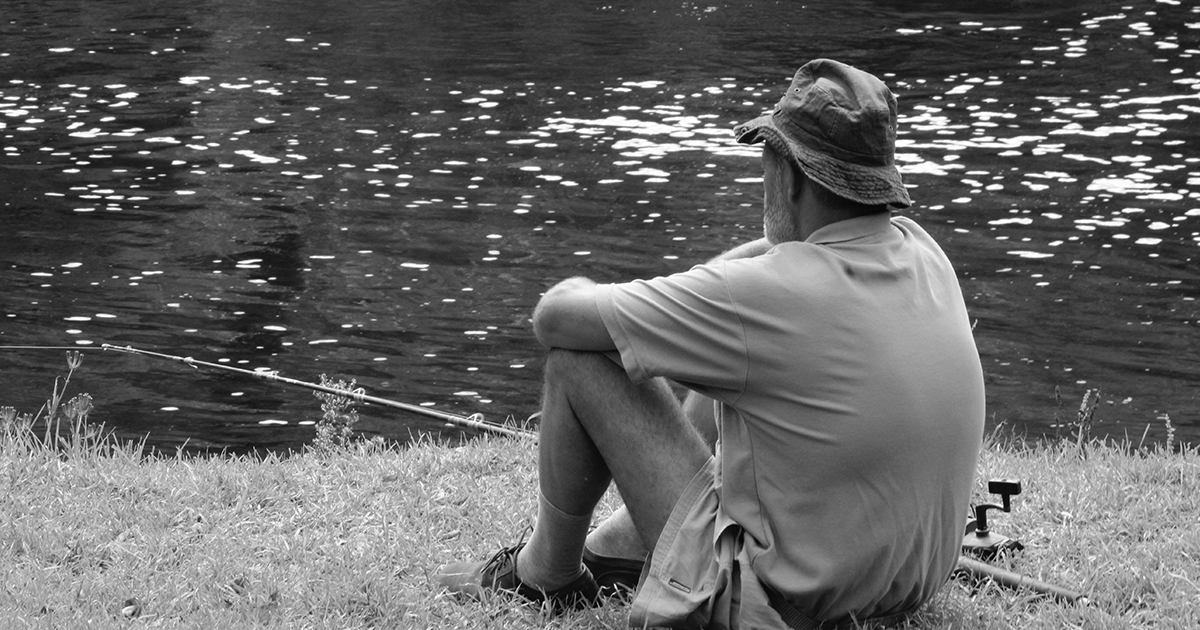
[532,277,589,347]
[531,305,559,348]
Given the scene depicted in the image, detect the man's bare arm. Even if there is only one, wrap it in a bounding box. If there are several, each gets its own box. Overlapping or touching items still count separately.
[531,276,616,351]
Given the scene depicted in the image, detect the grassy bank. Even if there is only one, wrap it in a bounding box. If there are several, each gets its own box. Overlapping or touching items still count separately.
[1,373,1197,628]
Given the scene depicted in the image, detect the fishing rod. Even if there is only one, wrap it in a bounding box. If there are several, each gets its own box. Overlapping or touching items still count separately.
[96,344,534,440]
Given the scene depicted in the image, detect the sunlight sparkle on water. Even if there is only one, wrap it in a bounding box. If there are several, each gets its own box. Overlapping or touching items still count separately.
[2,0,1197,450]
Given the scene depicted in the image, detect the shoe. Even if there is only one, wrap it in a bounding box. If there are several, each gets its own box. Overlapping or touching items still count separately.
[437,542,601,614]
[582,546,646,596]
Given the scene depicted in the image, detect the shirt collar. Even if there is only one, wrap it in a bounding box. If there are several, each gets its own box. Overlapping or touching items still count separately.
[804,212,894,245]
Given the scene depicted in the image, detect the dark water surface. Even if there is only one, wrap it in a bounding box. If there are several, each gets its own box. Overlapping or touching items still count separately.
[2,0,1198,453]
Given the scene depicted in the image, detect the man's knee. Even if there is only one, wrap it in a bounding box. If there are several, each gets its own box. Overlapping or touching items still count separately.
[543,349,680,424]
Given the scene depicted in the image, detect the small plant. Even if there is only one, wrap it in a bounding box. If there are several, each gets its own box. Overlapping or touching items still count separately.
[0,405,26,437]
[1,405,38,447]
[1074,388,1102,459]
[311,375,362,454]
[1160,412,1176,453]
[1,350,112,455]
[1052,385,1063,440]
[43,350,84,423]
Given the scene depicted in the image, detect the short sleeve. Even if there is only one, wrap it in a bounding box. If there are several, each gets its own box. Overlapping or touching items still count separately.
[595,263,749,397]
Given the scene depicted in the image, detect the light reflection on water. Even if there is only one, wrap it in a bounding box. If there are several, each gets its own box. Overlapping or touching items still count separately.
[1,0,1197,453]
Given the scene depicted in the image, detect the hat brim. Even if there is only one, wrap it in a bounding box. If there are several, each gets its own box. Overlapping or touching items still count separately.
[735,114,912,209]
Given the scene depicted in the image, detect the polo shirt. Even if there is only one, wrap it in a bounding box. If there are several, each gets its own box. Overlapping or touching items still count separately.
[595,213,985,621]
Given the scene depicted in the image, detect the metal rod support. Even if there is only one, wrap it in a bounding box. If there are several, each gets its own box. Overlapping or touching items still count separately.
[955,556,1087,605]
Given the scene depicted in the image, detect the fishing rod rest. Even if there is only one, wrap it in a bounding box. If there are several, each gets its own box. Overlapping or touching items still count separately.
[955,479,1089,604]
[962,479,1024,559]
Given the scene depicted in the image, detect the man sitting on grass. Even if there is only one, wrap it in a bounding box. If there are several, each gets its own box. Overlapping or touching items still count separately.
[436,58,986,629]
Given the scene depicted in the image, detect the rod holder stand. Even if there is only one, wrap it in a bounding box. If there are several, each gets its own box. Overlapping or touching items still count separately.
[962,479,1024,560]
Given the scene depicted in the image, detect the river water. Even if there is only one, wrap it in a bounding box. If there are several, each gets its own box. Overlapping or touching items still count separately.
[2,0,1197,453]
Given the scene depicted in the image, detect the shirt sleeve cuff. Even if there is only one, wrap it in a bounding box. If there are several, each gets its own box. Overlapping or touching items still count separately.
[594,283,650,383]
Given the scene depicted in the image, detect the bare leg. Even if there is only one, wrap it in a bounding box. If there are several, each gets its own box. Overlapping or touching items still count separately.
[682,388,720,450]
[436,349,712,605]
[585,388,720,560]
[534,349,710,549]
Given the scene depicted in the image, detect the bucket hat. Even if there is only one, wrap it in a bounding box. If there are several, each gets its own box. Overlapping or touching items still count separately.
[734,59,911,208]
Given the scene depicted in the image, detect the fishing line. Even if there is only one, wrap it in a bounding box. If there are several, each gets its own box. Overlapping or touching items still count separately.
[0,344,534,439]
[0,345,106,351]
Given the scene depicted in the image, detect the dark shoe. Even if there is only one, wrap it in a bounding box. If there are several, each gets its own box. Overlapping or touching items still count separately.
[437,542,600,614]
[582,546,646,596]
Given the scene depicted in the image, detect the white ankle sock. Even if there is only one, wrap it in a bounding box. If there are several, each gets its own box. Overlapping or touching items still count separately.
[516,491,593,590]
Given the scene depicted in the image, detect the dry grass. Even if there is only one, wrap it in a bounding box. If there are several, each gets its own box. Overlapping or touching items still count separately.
[2,361,1197,628]
[933,434,1200,630]
[0,428,631,629]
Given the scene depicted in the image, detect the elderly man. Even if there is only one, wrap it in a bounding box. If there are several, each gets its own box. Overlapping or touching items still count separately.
[437,58,985,629]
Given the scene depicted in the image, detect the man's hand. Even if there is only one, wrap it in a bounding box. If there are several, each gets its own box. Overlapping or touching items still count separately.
[532,276,616,351]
